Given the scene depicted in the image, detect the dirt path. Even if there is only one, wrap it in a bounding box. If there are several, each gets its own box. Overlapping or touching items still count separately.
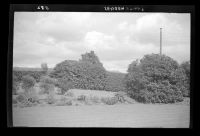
[13,104,190,128]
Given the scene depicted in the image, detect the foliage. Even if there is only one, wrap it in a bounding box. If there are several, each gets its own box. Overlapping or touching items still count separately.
[77,95,86,101]
[170,67,189,97]
[101,97,118,105]
[114,91,127,103]
[105,71,126,92]
[180,61,190,79]
[80,51,103,66]
[15,90,39,107]
[180,61,190,96]
[21,75,36,92]
[56,78,75,94]
[50,51,107,91]
[39,76,55,94]
[16,93,27,103]
[13,74,20,95]
[13,70,46,83]
[125,54,184,103]
[47,91,56,104]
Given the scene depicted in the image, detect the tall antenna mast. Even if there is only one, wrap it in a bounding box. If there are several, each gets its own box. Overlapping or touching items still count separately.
[160,28,162,55]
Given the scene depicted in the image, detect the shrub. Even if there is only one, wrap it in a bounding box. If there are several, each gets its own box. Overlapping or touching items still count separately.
[21,75,36,92]
[170,67,189,97]
[25,87,39,103]
[13,79,19,95]
[77,95,86,101]
[101,97,118,105]
[125,54,184,103]
[56,78,74,94]
[16,93,27,103]
[15,93,33,107]
[39,76,55,94]
[16,88,39,107]
[180,61,190,97]
[114,92,126,103]
[13,70,46,83]
[49,51,107,91]
[47,92,56,104]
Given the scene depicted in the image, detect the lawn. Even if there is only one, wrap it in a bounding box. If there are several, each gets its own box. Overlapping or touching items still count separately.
[13,103,190,128]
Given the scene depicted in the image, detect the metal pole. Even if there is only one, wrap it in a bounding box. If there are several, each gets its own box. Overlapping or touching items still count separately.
[160,28,162,55]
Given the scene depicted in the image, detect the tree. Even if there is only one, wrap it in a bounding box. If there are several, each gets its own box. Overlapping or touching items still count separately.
[80,51,103,67]
[50,51,107,91]
[180,61,190,96]
[41,63,48,73]
[180,61,190,79]
[56,78,74,94]
[125,54,183,103]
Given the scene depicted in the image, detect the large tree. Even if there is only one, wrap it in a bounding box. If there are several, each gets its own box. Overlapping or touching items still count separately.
[50,51,107,92]
[125,54,184,103]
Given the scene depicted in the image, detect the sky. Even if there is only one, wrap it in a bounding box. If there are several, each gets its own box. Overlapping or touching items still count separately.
[13,12,190,73]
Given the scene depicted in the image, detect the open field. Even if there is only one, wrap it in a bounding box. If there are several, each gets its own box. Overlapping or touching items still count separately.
[13,104,190,128]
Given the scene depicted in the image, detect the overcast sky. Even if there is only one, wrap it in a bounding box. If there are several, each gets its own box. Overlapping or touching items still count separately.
[13,12,190,73]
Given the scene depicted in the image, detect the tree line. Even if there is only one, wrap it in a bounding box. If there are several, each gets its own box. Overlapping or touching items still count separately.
[13,51,190,104]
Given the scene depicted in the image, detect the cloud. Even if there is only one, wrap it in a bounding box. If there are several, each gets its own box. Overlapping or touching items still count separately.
[13,12,190,73]
[36,12,91,42]
[84,31,116,50]
[117,13,189,46]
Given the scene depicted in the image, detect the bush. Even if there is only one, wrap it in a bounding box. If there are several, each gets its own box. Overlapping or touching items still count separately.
[13,70,46,83]
[114,92,126,103]
[77,95,86,101]
[21,75,36,92]
[15,92,39,107]
[25,87,39,103]
[125,54,184,103]
[47,92,56,104]
[39,76,55,94]
[13,78,19,95]
[50,51,107,91]
[170,67,189,97]
[101,97,118,105]
[56,78,74,94]
[180,61,190,97]
[16,93,27,103]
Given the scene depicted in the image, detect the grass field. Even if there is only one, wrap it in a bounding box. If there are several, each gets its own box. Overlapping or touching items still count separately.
[13,104,190,128]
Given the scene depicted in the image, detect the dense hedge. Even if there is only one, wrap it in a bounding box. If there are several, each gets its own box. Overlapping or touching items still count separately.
[50,51,107,93]
[125,54,187,103]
